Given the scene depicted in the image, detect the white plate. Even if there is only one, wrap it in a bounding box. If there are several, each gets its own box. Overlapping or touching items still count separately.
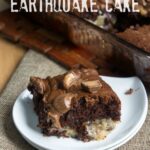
[12,76,148,150]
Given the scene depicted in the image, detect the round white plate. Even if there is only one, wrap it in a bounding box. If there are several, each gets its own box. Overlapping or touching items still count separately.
[12,76,148,150]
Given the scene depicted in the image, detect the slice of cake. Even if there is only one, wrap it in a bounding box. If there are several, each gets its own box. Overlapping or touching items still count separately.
[28,68,121,141]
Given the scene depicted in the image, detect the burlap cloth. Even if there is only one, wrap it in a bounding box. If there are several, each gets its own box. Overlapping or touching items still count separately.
[0,50,149,150]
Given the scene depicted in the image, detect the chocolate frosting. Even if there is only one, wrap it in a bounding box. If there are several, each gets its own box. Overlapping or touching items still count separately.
[28,68,103,128]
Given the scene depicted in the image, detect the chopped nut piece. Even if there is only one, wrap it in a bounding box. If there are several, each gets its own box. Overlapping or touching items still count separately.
[81,80,102,93]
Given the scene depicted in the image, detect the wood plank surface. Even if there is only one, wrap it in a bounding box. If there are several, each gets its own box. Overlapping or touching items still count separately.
[0,37,26,92]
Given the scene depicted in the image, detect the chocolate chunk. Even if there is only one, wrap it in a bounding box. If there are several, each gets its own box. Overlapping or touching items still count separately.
[28,77,49,95]
[81,80,102,93]
[63,70,81,90]
[53,93,75,114]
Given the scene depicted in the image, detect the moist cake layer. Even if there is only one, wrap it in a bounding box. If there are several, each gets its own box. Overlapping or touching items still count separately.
[28,68,121,141]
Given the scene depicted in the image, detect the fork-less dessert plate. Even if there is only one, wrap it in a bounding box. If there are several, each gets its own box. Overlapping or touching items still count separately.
[12,76,148,150]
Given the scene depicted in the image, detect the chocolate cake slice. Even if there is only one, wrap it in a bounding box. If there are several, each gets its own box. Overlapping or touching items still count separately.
[28,69,121,141]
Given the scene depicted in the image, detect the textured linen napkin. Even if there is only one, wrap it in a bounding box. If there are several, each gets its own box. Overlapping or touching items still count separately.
[0,50,149,150]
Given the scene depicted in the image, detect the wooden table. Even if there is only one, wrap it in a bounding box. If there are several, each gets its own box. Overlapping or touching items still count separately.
[0,37,26,92]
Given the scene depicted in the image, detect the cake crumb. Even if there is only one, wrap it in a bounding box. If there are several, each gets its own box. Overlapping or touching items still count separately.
[125,88,133,95]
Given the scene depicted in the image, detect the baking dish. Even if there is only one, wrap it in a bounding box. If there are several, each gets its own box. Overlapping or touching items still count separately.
[29,11,150,85]
[3,0,150,84]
